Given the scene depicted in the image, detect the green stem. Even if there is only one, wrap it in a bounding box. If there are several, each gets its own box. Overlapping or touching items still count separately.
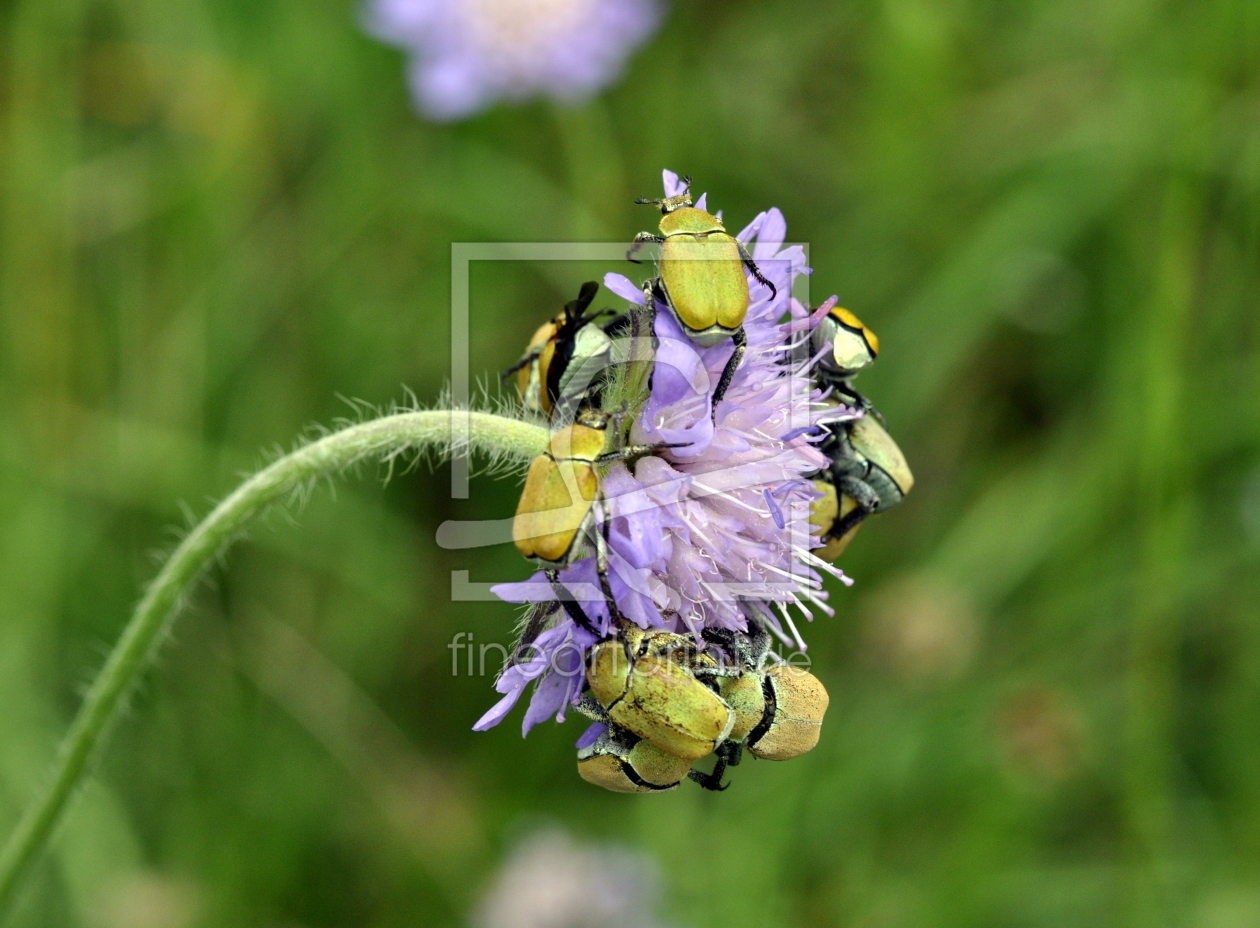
[0,410,548,917]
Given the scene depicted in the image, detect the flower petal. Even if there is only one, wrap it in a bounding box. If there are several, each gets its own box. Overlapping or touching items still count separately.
[604,272,647,305]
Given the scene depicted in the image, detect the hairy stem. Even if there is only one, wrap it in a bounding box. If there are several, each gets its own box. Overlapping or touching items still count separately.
[0,410,548,917]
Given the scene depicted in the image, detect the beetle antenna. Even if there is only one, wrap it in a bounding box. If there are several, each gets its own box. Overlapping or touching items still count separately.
[594,498,624,625]
[502,347,543,380]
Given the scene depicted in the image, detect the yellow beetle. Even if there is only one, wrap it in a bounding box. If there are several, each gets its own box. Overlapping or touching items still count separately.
[585,626,734,762]
[811,302,880,381]
[505,281,620,421]
[687,624,830,788]
[629,177,776,420]
[745,663,830,761]
[512,408,616,632]
[577,723,694,794]
[512,411,607,566]
[513,408,682,631]
[807,478,863,562]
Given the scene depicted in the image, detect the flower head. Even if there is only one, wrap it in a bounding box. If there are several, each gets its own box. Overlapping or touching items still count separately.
[365,0,663,122]
[478,171,859,735]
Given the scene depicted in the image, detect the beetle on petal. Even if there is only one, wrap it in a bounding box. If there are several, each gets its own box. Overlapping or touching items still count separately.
[629,177,777,421]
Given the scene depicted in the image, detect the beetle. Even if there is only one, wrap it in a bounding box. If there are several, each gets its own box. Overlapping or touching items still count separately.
[811,301,880,385]
[512,408,681,632]
[746,663,830,761]
[807,478,863,562]
[583,626,735,762]
[687,624,831,788]
[629,177,777,420]
[505,281,624,422]
[577,722,694,793]
[813,413,914,549]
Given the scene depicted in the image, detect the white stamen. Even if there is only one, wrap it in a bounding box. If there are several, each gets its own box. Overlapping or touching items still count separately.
[777,603,808,653]
[691,481,764,515]
[799,549,853,583]
[762,561,822,591]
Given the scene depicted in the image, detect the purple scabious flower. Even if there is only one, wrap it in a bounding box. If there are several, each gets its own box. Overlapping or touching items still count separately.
[473,827,673,928]
[364,0,663,122]
[476,171,859,735]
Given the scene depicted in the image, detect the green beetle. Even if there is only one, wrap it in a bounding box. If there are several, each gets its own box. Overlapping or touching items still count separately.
[584,626,734,762]
[630,177,777,420]
[577,722,694,794]
[816,413,914,543]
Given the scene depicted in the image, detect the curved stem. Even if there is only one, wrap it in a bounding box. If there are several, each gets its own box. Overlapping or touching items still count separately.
[0,410,548,917]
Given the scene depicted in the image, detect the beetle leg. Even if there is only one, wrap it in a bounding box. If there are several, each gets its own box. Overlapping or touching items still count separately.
[737,240,778,300]
[687,767,727,791]
[745,621,772,669]
[575,692,611,723]
[501,346,543,380]
[831,476,879,537]
[626,232,664,264]
[710,327,747,421]
[701,626,737,649]
[688,741,736,791]
[692,665,742,680]
[593,497,624,624]
[546,569,599,636]
[595,441,688,466]
[508,600,561,668]
[641,278,663,314]
[817,373,874,416]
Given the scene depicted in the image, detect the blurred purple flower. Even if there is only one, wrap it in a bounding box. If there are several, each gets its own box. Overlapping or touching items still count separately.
[365,0,663,121]
[478,171,859,735]
[473,827,674,928]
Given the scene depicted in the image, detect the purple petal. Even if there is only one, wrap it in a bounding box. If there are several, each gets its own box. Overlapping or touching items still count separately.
[749,208,787,259]
[634,311,716,456]
[736,210,768,244]
[576,722,607,749]
[604,272,646,305]
[473,688,526,731]
[491,572,556,604]
[522,641,586,735]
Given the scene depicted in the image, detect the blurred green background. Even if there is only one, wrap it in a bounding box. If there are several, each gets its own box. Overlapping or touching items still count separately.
[2,0,1259,925]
